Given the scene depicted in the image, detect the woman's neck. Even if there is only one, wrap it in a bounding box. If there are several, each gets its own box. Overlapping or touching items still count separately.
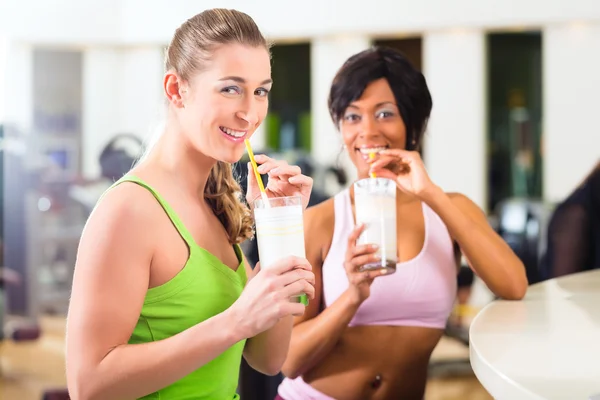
[146,126,216,197]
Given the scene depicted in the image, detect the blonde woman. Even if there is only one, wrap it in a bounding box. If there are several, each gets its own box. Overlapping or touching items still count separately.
[66,9,315,400]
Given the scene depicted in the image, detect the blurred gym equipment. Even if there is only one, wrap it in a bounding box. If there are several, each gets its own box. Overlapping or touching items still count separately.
[494,198,553,285]
[2,127,143,399]
[98,133,144,182]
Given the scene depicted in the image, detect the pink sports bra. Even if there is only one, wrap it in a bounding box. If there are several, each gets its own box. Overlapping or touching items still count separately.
[322,189,457,329]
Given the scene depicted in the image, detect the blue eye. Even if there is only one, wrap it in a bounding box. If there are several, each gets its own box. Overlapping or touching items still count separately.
[222,86,241,95]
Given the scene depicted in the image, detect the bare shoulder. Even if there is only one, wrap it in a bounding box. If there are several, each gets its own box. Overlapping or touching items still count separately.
[70,181,165,332]
[67,181,167,376]
[446,192,472,202]
[305,197,335,237]
[91,182,161,219]
[446,192,485,214]
[82,182,164,253]
[446,192,491,229]
[303,197,336,263]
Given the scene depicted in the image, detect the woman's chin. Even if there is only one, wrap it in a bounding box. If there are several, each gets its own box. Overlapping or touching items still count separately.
[216,149,245,165]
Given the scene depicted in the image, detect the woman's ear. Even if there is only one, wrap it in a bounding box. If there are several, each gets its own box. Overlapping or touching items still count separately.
[164,71,186,109]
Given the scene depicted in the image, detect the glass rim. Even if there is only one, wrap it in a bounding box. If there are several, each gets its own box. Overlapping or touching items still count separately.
[254,195,302,208]
[355,177,395,185]
[354,177,396,197]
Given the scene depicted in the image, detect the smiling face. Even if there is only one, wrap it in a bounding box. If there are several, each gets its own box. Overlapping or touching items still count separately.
[166,43,272,163]
[340,78,407,178]
[329,47,433,179]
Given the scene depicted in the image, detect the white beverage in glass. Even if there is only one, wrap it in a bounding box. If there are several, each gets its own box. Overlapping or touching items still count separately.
[354,177,397,274]
[254,196,307,303]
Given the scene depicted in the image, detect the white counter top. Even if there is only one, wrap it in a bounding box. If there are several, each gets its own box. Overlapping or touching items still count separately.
[469,270,600,400]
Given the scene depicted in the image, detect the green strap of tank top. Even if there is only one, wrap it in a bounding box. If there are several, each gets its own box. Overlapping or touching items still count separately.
[109,175,197,249]
[107,175,246,282]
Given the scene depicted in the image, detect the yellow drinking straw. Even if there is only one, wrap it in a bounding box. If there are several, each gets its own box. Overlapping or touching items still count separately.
[244,139,270,206]
[369,152,377,178]
[245,139,307,306]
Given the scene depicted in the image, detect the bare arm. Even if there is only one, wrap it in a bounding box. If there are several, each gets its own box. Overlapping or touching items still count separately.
[66,185,245,400]
[242,255,315,376]
[281,201,378,379]
[282,288,361,379]
[423,188,528,299]
[368,148,528,300]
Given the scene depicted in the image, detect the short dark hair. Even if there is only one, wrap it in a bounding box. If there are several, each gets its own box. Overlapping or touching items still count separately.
[328,46,433,151]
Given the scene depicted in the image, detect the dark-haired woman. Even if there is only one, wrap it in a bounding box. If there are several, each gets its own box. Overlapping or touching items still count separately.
[276,46,527,400]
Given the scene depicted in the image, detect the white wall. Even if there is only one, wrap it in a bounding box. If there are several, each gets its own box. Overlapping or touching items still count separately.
[2,0,599,199]
[423,29,487,209]
[32,49,82,136]
[82,49,121,177]
[3,0,600,44]
[0,41,33,131]
[543,22,600,203]
[0,37,6,124]
[82,47,163,177]
[0,0,122,45]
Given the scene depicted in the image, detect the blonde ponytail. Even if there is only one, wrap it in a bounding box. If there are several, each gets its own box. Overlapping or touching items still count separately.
[204,161,254,244]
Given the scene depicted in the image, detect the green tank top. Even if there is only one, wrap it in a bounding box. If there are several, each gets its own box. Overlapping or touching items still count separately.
[111,175,248,400]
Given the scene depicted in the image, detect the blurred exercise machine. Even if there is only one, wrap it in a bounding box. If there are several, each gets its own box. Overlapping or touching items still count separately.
[494,198,553,285]
[1,126,142,399]
[1,124,43,339]
[99,133,144,182]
